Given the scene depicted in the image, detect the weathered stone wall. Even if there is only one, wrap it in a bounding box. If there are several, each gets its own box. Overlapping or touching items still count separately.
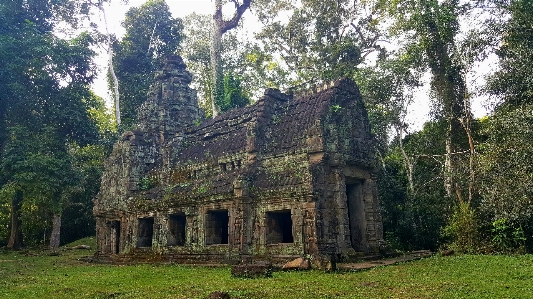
[309,79,384,257]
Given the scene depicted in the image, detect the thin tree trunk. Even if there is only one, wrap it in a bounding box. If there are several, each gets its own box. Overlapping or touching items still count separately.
[99,2,121,125]
[210,11,223,118]
[397,126,415,194]
[109,45,120,126]
[445,101,467,199]
[7,190,23,250]
[444,119,455,198]
[460,115,475,204]
[50,214,61,252]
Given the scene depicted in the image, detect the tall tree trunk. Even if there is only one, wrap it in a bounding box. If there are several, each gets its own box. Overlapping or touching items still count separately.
[50,214,61,252]
[7,190,23,250]
[99,1,121,125]
[420,6,467,201]
[209,0,252,118]
[210,7,224,118]
[460,108,476,204]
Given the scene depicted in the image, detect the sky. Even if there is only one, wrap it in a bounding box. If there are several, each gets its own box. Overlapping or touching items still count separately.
[92,0,492,132]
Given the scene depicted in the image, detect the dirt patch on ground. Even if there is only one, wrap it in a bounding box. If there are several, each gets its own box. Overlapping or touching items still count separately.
[338,250,433,271]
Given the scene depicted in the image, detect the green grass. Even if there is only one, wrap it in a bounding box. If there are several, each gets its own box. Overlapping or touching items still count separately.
[1,239,532,298]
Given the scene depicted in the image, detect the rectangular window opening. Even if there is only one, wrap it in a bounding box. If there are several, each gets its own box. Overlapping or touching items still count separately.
[205,210,229,245]
[167,214,186,246]
[136,217,154,248]
[266,210,293,244]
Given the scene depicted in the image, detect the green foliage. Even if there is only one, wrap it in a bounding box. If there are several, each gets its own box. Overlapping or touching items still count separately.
[2,126,76,207]
[112,0,184,129]
[0,184,15,246]
[486,0,533,107]
[60,144,107,245]
[491,218,526,254]
[330,105,343,113]
[20,201,53,247]
[355,54,423,154]
[86,92,117,140]
[0,0,104,248]
[0,126,80,246]
[379,121,450,251]
[181,13,212,114]
[477,0,533,253]
[442,201,479,254]
[139,176,158,191]
[255,0,383,87]
[182,13,284,117]
[219,73,250,112]
[477,106,533,252]
[479,108,533,200]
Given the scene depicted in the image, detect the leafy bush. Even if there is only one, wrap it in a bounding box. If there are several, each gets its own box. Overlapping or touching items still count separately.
[491,218,526,253]
[443,201,479,253]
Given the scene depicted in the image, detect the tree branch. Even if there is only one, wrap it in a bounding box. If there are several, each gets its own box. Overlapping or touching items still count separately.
[220,0,252,34]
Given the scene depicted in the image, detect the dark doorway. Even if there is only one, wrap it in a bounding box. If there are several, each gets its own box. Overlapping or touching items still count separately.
[137,217,154,248]
[346,179,366,251]
[266,210,293,244]
[168,214,186,246]
[205,210,229,245]
[110,221,120,254]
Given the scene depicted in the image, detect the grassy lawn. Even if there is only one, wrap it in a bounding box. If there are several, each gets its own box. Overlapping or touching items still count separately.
[1,237,532,299]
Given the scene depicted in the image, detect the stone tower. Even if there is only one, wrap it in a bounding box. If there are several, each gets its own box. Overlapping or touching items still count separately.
[136,55,201,141]
[94,55,201,215]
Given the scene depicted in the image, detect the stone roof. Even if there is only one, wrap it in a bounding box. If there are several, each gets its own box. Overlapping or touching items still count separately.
[175,104,258,162]
[176,78,362,164]
[159,78,368,201]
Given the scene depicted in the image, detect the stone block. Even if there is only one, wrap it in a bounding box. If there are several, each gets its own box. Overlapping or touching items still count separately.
[282,257,311,270]
[231,262,273,278]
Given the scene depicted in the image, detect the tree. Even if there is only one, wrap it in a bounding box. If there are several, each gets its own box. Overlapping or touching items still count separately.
[112,0,184,129]
[210,0,252,117]
[379,120,451,250]
[0,0,99,250]
[97,0,121,126]
[486,0,533,108]
[61,143,109,244]
[2,127,78,250]
[182,13,213,114]
[182,12,281,116]
[254,0,385,88]
[388,0,473,202]
[479,0,533,251]
[355,52,424,182]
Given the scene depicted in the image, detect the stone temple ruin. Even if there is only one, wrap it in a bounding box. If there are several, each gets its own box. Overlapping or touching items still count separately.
[94,55,385,267]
